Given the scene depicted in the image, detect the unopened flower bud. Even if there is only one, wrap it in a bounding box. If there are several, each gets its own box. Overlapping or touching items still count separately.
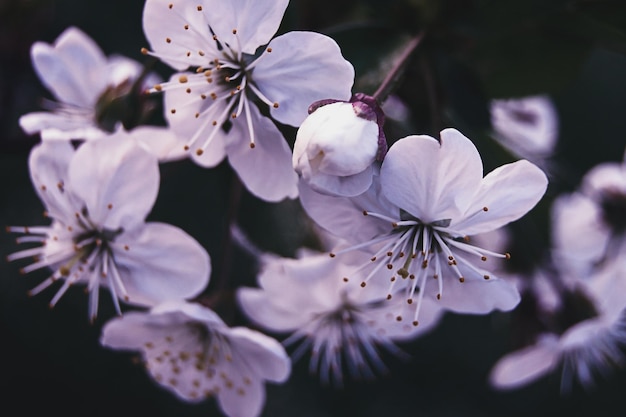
[293,94,387,197]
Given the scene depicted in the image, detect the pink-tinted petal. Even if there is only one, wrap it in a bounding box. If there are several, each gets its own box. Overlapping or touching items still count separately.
[453,159,548,235]
[381,129,483,223]
[254,31,354,127]
[32,27,106,107]
[19,112,100,140]
[205,0,289,55]
[298,180,391,243]
[226,105,297,202]
[163,74,228,167]
[28,141,79,222]
[100,311,169,349]
[113,222,210,307]
[551,193,609,268]
[217,375,264,417]
[143,0,214,70]
[237,288,309,332]
[228,327,291,383]
[582,161,626,198]
[435,273,521,314]
[131,125,188,162]
[68,133,159,230]
[489,336,560,389]
[303,166,376,198]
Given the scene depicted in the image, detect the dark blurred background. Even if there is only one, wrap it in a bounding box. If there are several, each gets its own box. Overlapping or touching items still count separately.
[2,0,626,416]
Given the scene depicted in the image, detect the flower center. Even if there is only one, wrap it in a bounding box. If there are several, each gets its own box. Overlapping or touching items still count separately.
[142,4,280,156]
[282,294,403,385]
[330,207,510,326]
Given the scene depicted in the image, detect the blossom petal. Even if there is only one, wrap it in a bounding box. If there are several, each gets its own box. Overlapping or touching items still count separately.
[298,180,391,242]
[452,159,548,235]
[113,222,210,306]
[163,73,228,167]
[237,288,308,332]
[131,125,188,162]
[582,161,626,197]
[435,274,521,314]
[205,0,289,55]
[381,129,483,223]
[489,336,560,389]
[68,133,160,230]
[253,31,354,126]
[143,0,214,70]
[228,327,291,383]
[226,105,298,202]
[28,141,78,222]
[551,193,609,269]
[217,376,265,417]
[19,112,101,140]
[31,27,106,107]
[100,311,168,349]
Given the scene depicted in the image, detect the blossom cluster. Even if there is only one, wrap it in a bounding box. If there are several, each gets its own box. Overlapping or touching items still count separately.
[5,0,626,416]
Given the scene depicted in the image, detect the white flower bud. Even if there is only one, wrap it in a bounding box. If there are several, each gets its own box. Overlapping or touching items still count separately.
[293,97,385,197]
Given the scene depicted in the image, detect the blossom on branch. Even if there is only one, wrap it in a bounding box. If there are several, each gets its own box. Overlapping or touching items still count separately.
[142,0,354,201]
[238,249,443,385]
[20,27,159,141]
[299,128,548,325]
[101,300,290,417]
[7,135,210,321]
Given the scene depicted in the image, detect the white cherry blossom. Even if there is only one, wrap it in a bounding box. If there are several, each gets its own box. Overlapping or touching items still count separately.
[299,128,548,324]
[490,95,558,161]
[489,252,626,391]
[552,151,626,272]
[238,249,443,385]
[20,26,160,142]
[101,300,290,417]
[6,135,210,321]
[142,0,354,201]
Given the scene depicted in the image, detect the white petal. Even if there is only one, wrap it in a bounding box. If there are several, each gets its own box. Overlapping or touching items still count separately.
[28,141,79,222]
[237,288,308,332]
[452,159,548,235]
[205,0,289,55]
[113,222,210,306]
[435,273,521,314]
[303,166,376,198]
[19,112,100,140]
[163,74,228,167]
[131,125,188,162]
[143,0,214,70]
[31,27,106,107]
[105,55,151,87]
[490,95,558,158]
[68,133,160,230]
[100,311,167,349]
[489,336,560,389]
[381,129,483,223]
[228,327,291,383]
[551,193,609,269]
[254,31,354,127]
[217,376,265,417]
[226,105,298,202]
[582,161,626,198]
[298,180,391,243]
